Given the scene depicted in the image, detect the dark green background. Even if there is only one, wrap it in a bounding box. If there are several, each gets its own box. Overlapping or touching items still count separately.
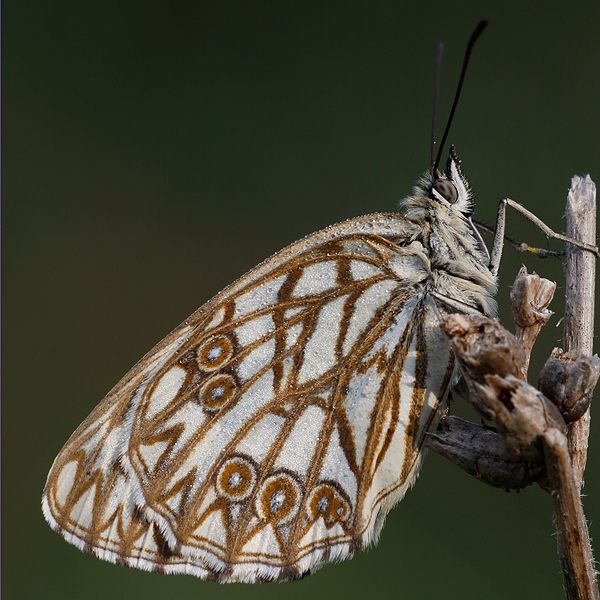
[4,2,599,599]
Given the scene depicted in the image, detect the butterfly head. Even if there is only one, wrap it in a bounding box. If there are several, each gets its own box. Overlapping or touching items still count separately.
[400,145,474,221]
[429,145,473,215]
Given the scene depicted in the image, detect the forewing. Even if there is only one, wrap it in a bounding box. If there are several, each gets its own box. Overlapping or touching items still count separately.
[42,213,453,582]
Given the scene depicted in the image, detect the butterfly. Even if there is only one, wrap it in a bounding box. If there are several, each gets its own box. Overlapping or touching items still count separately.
[42,143,500,582]
[42,22,510,583]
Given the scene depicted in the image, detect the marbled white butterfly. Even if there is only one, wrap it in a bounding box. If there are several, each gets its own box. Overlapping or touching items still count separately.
[42,21,574,583]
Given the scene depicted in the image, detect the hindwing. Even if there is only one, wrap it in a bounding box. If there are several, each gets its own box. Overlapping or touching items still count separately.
[42,213,455,582]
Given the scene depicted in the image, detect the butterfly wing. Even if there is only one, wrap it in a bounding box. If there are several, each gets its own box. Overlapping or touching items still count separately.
[42,213,455,582]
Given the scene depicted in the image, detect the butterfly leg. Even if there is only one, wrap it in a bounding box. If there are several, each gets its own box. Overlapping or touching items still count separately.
[488,198,599,277]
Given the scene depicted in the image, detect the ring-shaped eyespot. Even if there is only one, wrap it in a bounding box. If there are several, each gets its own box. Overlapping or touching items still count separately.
[432,179,458,204]
[216,457,256,501]
[308,484,351,528]
[197,335,234,371]
[257,474,300,524]
[197,373,238,411]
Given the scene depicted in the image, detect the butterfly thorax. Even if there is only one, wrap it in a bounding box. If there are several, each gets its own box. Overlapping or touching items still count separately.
[399,152,497,317]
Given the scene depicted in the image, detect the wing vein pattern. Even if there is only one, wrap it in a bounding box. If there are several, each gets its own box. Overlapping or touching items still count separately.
[43,212,483,582]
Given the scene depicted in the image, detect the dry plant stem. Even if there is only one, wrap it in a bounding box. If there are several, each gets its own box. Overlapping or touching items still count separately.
[564,175,596,486]
[429,180,598,597]
[437,258,598,598]
[558,176,598,599]
[543,428,598,600]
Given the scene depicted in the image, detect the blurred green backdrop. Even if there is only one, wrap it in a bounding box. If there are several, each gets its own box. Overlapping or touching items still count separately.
[4,2,600,599]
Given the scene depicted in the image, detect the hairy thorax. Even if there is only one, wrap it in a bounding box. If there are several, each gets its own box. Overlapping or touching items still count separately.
[396,198,497,317]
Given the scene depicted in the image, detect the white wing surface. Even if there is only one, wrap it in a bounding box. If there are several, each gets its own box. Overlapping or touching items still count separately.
[42,213,455,582]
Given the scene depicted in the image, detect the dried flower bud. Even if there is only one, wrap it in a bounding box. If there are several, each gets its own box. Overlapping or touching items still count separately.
[510,267,556,329]
[475,375,566,460]
[538,349,600,423]
[441,314,525,381]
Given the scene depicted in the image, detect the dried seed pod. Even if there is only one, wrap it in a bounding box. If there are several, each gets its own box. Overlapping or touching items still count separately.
[538,349,600,423]
[441,313,525,381]
[425,416,545,490]
[472,375,566,460]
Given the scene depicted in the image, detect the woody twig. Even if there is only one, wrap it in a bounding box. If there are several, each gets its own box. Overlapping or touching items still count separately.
[426,176,599,600]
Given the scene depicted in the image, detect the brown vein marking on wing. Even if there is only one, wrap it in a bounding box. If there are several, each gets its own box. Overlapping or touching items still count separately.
[282,274,405,515]
[172,318,344,555]
[149,451,196,517]
[133,270,394,499]
[279,417,345,562]
[399,301,456,487]
[42,230,408,570]
[282,316,454,556]
[351,297,417,533]
[46,408,120,535]
[336,258,370,360]
[270,260,304,393]
[152,523,178,564]
[229,388,337,566]
[128,234,403,438]
[192,453,265,552]
[136,263,390,438]
[398,303,428,483]
[353,355,455,546]
[145,291,339,469]
[95,461,144,558]
[279,388,350,562]
[47,412,185,562]
[50,449,133,560]
[56,232,410,566]
[91,490,122,549]
[129,297,331,473]
[132,423,185,483]
[280,296,411,561]
[426,351,455,432]
[45,393,133,503]
[131,423,194,508]
[208,280,401,562]
[143,217,412,384]
[46,449,93,531]
[276,298,402,563]
[83,426,195,555]
[101,501,136,561]
[49,321,206,492]
[223,393,318,561]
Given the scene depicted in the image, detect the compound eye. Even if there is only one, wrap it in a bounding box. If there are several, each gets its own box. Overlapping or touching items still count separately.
[432,179,458,204]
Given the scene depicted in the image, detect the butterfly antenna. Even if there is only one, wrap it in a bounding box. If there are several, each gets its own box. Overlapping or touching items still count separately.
[430,43,444,170]
[433,20,488,174]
